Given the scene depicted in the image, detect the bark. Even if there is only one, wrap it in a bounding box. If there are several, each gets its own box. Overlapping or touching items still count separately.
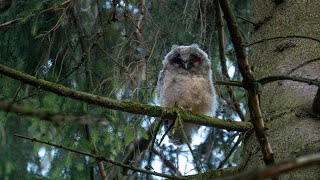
[242,1,320,179]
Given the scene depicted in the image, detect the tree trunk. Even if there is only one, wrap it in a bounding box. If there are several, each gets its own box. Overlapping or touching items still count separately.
[242,0,320,179]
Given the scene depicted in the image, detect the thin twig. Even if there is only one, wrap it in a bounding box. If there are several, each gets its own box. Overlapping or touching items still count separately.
[288,57,320,75]
[0,19,19,29]
[258,75,320,87]
[14,134,186,179]
[84,125,107,180]
[217,135,242,169]
[176,113,202,173]
[246,35,320,47]
[215,0,245,121]
[146,120,162,173]
[236,16,259,27]
[151,148,182,176]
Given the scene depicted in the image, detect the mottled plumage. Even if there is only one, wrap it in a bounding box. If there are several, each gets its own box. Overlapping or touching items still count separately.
[157,44,218,145]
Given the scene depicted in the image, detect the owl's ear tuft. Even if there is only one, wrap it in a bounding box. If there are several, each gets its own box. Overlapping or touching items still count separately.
[190,44,200,48]
[171,44,180,50]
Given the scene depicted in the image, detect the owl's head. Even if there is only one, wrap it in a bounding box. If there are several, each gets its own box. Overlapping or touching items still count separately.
[163,44,211,75]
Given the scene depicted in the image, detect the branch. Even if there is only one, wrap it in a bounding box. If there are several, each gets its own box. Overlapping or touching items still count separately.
[0,64,252,132]
[217,135,242,169]
[0,0,72,30]
[216,153,320,180]
[219,0,275,166]
[214,80,244,87]
[288,57,320,74]
[84,126,107,180]
[214,0,245,121]
[14,134,186,180]
[0,19,18,29]
[151,148,182,176]
[258,75,320,87]
[0,100,108,125]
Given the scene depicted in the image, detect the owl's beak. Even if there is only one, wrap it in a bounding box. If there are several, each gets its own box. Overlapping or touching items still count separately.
[182,62,190,70]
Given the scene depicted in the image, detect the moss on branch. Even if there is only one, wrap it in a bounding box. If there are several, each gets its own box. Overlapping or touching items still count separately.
[0,64,252,132]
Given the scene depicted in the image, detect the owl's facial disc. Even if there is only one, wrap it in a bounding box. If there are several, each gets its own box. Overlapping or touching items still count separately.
[170,52,202,70]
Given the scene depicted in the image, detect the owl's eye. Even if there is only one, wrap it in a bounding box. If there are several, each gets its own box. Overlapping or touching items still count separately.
[190,54,201,67]
[171,56,183,68]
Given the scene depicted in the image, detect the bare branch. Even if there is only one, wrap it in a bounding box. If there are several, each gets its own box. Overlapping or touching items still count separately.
[0,19,18,29]
[246,35,320,47]
[14,134,186,180]
[215,0,245,121]
[217,135,242,169]
[151,148,182,176]
[219,0,275,166]
[288,57,320,75]
[259,75,320,87]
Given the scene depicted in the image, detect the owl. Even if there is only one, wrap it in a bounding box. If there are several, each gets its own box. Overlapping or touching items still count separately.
[157,44,218,145]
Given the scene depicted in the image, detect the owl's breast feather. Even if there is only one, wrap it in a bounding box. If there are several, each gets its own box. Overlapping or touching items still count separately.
[161,74,214,115]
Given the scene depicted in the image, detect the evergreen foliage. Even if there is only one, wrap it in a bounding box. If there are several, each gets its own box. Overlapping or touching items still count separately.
[0,0,250,178]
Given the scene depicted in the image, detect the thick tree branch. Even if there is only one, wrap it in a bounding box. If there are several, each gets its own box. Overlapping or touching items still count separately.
[14,134,185,180]
[0,64,252,132]
[216,153,320,180]
[188,153,320,179]
[219,0,275,166]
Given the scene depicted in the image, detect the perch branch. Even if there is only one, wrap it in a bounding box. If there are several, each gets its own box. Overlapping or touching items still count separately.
[0,64,252,132]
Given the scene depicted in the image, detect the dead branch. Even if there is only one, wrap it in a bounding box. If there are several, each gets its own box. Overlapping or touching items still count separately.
[218,0,275,166]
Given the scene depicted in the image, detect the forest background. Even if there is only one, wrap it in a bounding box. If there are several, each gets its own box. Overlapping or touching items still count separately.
[0,0,319,179]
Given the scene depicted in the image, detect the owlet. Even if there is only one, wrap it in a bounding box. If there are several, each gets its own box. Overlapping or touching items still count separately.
[157,44,218,145]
